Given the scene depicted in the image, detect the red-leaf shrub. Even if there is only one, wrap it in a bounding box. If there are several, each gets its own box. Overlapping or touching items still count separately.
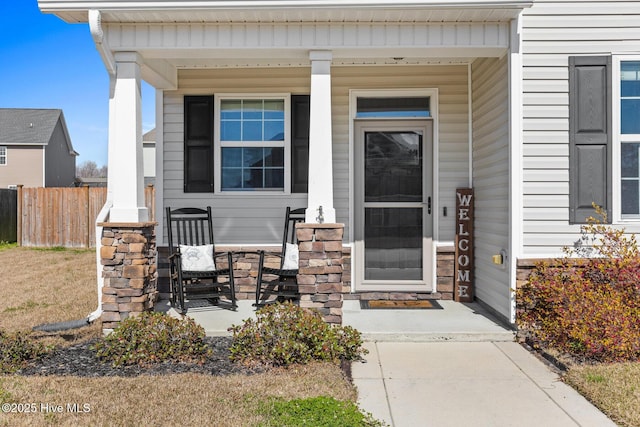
[517,205,640,362]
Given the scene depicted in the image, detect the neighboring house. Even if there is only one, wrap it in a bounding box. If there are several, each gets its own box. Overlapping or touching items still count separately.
[39,0,640,325]
[0,108,78,188]
[143,128,156,186]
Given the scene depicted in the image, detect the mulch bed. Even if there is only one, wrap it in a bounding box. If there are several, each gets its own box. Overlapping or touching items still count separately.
[17,337,262,377]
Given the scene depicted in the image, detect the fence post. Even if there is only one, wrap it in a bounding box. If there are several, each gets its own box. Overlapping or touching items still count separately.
[85,185,91,248]
[16,185,23,247]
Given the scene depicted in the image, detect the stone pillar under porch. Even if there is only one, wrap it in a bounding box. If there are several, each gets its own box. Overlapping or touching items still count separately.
[296,223,345,324]
[99,222,158,332]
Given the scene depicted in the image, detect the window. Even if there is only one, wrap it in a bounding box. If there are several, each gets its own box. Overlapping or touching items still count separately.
[618,59,640,217]
[218,97,287,191]
[0,146,6,165]
[183,94,309,194]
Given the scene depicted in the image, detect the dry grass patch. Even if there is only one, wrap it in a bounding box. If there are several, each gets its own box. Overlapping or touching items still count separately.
[0,362,355,427]
[0,247,99,345]
[564,362,640,427]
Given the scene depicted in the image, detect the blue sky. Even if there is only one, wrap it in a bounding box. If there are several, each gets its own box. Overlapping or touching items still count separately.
[0,1,155,167]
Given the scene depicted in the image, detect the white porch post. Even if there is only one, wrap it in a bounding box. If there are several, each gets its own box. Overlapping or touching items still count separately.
[306,50,336,223]
[107,52,148,222]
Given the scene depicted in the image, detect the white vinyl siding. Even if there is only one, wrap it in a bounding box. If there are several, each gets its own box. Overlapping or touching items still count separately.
[471,56,510,319]
[164,64,469,245]
[521,0,640,257]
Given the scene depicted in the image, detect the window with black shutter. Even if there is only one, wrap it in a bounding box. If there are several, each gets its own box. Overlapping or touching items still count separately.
[184,95,214,193]
[568,56,612,223]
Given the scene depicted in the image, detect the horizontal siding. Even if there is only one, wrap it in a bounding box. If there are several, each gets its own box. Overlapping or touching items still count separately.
[521,0,640,257]
[471,56,510,320]
[164,64,470,245]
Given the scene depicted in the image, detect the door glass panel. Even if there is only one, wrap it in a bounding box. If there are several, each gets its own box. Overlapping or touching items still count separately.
[364,131,422,202]
[364,208,422,280]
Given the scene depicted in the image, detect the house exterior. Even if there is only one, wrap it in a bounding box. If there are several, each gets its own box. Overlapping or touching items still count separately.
[39,0,640,326]
[0,109,78,188]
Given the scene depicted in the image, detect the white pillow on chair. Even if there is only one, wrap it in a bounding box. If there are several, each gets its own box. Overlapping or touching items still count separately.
[282,243,299,270]
[179,244,216,271]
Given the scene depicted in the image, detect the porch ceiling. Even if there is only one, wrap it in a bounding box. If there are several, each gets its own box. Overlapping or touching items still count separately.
[40,0,532,24]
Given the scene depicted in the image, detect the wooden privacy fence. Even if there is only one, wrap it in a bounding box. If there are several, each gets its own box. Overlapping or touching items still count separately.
[0,189,17,242]
[17,186,155,248]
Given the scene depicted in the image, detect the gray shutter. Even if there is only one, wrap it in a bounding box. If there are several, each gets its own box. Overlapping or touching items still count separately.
[291,95,310,193]
[569,56,612,223]
[184,95,214,193]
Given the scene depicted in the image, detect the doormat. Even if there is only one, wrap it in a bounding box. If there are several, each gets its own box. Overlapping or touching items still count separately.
[359,300,443,310]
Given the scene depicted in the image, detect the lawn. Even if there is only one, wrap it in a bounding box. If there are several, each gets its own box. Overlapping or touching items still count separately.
[0,245,359,427]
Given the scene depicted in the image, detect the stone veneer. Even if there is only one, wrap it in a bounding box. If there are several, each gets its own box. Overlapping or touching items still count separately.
[295,223,345,324]
[99,222,158,331]
[156,245,456,306]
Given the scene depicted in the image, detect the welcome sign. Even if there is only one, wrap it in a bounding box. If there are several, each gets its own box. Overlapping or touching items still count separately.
[455,188,474,302]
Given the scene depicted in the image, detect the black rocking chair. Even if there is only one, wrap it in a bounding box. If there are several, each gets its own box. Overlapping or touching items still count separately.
[166,206,237,314]
[255,207,306,307]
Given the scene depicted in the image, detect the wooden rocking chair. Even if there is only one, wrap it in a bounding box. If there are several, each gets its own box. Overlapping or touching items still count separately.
[166,207,237,314]
[255,207,306,307]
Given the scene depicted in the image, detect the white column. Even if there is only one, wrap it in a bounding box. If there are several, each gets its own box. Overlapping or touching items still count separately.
[306,50,336,223]
[107,52,148,223]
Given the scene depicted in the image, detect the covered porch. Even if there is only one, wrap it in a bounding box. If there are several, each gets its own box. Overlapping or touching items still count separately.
[39,0,531,328]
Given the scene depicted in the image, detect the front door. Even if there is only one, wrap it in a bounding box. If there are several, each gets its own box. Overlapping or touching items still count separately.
[354,121,433,291]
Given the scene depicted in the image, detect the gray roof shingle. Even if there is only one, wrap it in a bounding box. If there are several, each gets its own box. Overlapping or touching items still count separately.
[0,108,64,145]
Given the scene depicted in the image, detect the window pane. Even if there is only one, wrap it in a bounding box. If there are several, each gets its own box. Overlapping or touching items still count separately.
[365,131,422,202]
[365,207,422,280]
[264,120,285,141]
[221,100,242,119]
[621,61,640,97]
[622,180,640,215]
[222,147,242,167]
[264,100,285,119]
[622,143,640,178]
[264,147,284,167]
[243,169,263,189]
[243,100,263,120]
[264,169,285,188]
[221,169,242,189]
[621,99,640,134]
[242,121,262,141]
[221,121,241,141]
[357,97,430,118]
[243,147,264,167]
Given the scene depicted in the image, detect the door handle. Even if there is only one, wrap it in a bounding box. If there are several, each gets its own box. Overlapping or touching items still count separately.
[427,197,431,214]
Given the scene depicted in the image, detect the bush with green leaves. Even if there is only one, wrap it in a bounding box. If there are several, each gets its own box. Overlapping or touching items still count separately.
[517,205,640,362]
[260,396,386,427]
[0,329,50,373]
[228,302,368,367]
[93,311,211,367]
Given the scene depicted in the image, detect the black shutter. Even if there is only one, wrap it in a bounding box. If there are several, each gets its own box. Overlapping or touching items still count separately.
[184,95,214,193]
[291,95,310,193]
[569,56,612,223]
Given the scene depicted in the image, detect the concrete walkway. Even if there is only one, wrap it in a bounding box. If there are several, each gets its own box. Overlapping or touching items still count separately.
[157,299,616,427]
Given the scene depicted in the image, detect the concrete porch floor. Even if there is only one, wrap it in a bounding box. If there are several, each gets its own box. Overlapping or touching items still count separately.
[154,298,515,341]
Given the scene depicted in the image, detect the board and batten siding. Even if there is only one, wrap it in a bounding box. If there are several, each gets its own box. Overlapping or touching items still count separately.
[163,64,469,245]
[521,0,640,257]
[472,56,510,319]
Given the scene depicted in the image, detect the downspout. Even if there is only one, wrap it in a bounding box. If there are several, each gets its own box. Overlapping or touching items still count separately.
[88,9,116,323]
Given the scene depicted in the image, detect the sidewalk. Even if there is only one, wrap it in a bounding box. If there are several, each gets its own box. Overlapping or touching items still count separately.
[344,301,616,427]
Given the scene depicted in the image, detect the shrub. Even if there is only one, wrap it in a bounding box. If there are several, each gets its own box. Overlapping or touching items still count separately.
[92,311,211,367]
[260,396,386,427]
[228,302,368,367]
[0,329,50,373]
[517,205,640,362]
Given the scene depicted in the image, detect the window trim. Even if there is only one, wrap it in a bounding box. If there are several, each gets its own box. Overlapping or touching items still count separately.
[613,55,640,222]
[213,93,291,194]
[0,146,6,166]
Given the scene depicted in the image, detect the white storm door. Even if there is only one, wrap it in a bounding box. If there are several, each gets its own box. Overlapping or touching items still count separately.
[354,121,433,292]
